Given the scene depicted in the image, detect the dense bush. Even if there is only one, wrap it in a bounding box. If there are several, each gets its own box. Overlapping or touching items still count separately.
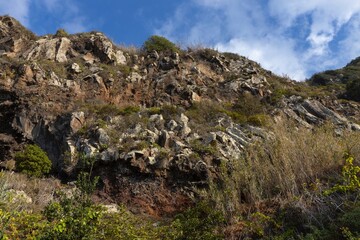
[171,201,225,240]
[15,144,52,177]
[0,210,46,239]
[309,71,337,85]
[339,206,360,237]
[55,28,69,37]
[346,79,360,101]
[143,35,179,53]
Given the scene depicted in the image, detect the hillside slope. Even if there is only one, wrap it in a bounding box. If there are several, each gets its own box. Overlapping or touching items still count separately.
[1,16,360,239]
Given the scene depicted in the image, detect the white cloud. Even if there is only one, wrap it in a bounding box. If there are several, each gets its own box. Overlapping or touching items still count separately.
[269,0,360,59]
[61,17,87,33]
[339,14,360,63]
[0,0,31,26]
[157,0,360,80]
[216,37,307,80]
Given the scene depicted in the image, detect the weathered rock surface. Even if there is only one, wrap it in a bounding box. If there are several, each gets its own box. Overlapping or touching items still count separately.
[0,15,359,216]
[282,96,360,131]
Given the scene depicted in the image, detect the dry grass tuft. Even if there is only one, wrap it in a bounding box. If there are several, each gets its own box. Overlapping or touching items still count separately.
[0,171,61,212]
[203,119,360,217]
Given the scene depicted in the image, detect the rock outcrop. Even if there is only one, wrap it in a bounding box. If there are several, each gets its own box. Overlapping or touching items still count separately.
[0,16,359,216]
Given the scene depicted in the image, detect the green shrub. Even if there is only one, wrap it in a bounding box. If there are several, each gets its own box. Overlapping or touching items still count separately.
[55,28,69,37]
[42,172,102,240]
[37,59,68,79]
[324,154,360,195]
[147,107,162,115]
[186,101,223,125]
[0,210,47,240]
[247,114,271,127]
[346,79,360,101]
[171,201,225,240]
[119,105,141,116]
[89,104,121,117]
[15,144,52,177]
[269,88,292,104]
[118,64,132,77]
[243,212,281,238]
[143,35,179,53]
[94,206,169,240]
[161,104,182,120]
[309,71,336,85]
[43,172,100,237]
[98,63,132,79]
[232,93,266,116]
[221,109,247,124]
[190,139,218,156]
[339,206,360,236]
[197,48,219,61]
[222,52,241,61]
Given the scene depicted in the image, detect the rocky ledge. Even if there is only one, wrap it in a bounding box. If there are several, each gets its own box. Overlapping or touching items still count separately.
[0,16,359,216]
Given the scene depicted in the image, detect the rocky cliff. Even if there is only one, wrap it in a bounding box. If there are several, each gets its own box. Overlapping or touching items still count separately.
[0,15,360,216]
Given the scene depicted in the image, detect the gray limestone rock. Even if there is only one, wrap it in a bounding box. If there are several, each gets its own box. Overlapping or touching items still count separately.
[167,120,178,131]
[70,63,82,73]
[96,128,110,146]
[100,148,119,162]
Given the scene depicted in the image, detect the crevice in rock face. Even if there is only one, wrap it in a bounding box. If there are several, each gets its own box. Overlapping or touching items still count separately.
[0,90,23,159]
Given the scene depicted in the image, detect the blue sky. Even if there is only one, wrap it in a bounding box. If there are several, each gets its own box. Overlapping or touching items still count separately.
[1,0,360,80]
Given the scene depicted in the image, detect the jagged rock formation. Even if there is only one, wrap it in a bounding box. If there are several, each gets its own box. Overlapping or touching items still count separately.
[0,16,359,215]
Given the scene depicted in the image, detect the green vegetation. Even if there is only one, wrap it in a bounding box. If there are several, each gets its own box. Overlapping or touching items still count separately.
[98,63,132,79]
[307,56,360,102]
[41,172,101,239]
[3,24,360,239]
[160,104,183,120]
[146,106,162,115]
[54,28,69,38]
[268,75,337,104]
[0,170,225,239]
[325,154,360,195]
[143,35,180,53]
[190,139,218,156]
[15,144,52,177]
[171,201,225,240]
[346,79,360,101]
[2,117,360,239]
[196,48,219,61]
[221,52,242,61]
[186,96,271,132]
[247,114,271,127]
[310,70,340,85]
[37,59,68,79]
[119,105,141,115]
[188,118,360,239]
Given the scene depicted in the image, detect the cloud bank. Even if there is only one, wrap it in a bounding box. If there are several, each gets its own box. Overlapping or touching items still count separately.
[157,0,360,80]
